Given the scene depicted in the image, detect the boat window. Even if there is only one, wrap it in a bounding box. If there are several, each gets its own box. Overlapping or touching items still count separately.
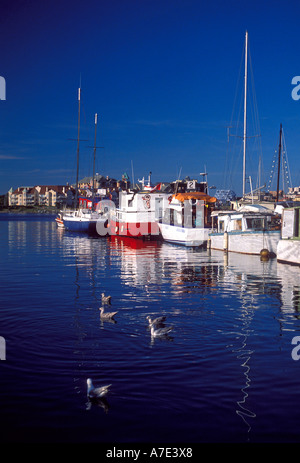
[162,209,174,225]
[194,208,203,227]
[162,208,183,227]
[219,220,225,232]
[174,210,182,226]
[234,219,242,230]
[246,218,264,230]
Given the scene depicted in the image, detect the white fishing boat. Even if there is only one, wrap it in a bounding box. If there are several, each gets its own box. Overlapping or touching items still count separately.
[209,205,281,255]
[277,206,300,265]
[107,186,170,239]
[158,192,216,247]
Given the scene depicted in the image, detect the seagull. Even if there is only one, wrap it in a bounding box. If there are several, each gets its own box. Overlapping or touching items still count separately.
[99,307,118,320]
[146,315,167,328]
[150,324,174,338]
[87,378,111,399]
[101,293,111,304]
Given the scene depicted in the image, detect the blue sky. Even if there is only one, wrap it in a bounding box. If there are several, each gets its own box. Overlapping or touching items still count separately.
[1,0,300,195]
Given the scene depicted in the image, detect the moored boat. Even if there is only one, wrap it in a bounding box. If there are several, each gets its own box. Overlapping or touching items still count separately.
[158,191,216,247]
[107,188,170,239]
[209,205,281,256]
[62,208,107,234]
[277,206,300,265]
[55,97,108,235]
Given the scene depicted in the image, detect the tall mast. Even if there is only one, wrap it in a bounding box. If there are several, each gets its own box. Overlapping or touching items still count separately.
[242,30,248,199]
[276,123,282,202]
[74,87,81,208]
[92,113,98,209]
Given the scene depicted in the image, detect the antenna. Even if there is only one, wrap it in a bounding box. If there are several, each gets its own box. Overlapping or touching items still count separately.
[131,160,135,188]
[243,30,248,199]
[276,123,282,202]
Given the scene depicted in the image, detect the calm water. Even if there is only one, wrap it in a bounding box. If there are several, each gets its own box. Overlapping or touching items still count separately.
[1,213,300,444]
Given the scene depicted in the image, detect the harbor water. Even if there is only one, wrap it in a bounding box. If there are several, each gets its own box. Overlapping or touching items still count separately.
[1,213,300,443]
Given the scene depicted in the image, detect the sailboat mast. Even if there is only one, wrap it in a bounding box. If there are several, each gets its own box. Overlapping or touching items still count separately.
[276,123,282,202]
[243,30,248,199]
[92,113,98,209]
[74,87,81,208]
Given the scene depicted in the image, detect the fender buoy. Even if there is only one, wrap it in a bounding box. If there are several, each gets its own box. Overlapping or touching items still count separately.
[260,248,270,260]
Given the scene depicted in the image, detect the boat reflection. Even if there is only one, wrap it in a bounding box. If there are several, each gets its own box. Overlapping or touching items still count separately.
[53,227,300,437]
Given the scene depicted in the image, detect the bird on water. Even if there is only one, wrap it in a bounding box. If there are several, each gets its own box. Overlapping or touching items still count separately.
[150,324,174,338]
[101,293,112,304]
[99,307,118,320]
[87,378,111,399]
[146,315,167,328]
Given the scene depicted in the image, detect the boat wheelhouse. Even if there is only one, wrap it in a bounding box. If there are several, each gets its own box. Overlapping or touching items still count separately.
[209,206,281,255]
[107,189,170,239]
[158,192,216,247]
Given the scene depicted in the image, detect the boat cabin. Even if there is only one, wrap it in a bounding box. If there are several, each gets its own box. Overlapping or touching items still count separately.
[161,192,216,229]
[281,207,300,240]
[212,210,280,234]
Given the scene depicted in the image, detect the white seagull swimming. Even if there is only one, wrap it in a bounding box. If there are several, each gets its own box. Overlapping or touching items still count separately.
[87,378,112,399]
[101,293,112,304]
[146,315,166,327]
[99,307,118,320]
[150,324,174,338]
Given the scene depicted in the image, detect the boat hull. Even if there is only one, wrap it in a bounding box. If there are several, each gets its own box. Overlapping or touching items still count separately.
[277,239,300,265]
[158,223,211,247]
[209,230,281,255]
[108,218,160,240]
[63,217,98,234]
[55,217,64,228]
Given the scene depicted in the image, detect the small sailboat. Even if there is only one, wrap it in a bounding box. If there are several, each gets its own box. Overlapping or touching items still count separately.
[209,31,281,256]
[56,90,106,234]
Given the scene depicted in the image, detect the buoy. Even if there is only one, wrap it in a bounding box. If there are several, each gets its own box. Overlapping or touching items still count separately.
[260,248,270,258]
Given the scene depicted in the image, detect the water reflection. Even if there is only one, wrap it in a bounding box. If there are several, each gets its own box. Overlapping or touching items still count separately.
[4,215,300,442]
[277,262,300,319]
[56,229,300,439]
[8,219,58,256]
[231,300,256,435]
[86,397,110,413]
[108,236,160,289]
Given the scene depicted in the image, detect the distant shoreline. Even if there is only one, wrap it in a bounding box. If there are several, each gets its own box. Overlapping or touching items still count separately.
[0,207,58,215]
